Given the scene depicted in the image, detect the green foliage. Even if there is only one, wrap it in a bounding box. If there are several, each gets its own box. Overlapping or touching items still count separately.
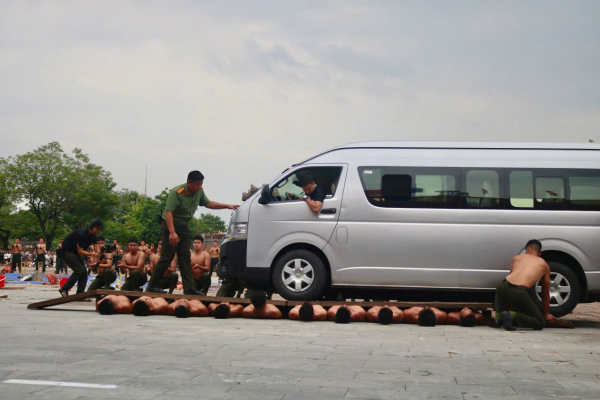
[4,142,117,246]
[189,213,227,236]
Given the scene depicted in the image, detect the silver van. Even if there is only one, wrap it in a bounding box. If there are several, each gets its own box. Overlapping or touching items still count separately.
[219,142,600,316]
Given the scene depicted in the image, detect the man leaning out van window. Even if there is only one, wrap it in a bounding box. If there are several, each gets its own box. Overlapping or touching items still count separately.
[295,170,325,213]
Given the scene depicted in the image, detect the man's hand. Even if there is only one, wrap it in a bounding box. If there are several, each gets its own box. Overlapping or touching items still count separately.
[227,204,239,210]
[169,231,180,247]
[545,313,556,323]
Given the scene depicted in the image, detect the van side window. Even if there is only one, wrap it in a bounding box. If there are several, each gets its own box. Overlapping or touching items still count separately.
[508,170,534,208]
[567,170,600,210]
[271,167,342,203]
[358,167,460,208]
[535,177,566,208]
[463,169,503,208]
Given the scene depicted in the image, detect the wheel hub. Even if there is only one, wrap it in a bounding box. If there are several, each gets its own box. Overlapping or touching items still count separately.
[535,272,571,307]
[282,259,314,293]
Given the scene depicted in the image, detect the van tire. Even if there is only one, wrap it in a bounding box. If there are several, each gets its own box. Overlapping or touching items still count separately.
[272,250,327,301]
[528,261,580,318]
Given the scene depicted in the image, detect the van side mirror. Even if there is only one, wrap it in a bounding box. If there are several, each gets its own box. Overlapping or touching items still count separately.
[258,184,271,205]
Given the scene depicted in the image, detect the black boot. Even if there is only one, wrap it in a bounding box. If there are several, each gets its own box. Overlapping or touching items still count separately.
[183,288,203,296]
[500,311,516,331]
[145,286,166,294]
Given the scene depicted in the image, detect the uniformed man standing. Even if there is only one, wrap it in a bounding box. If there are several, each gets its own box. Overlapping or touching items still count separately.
[146,170,239,294]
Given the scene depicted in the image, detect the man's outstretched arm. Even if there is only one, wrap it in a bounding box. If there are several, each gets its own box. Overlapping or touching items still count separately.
[205,201,239,210]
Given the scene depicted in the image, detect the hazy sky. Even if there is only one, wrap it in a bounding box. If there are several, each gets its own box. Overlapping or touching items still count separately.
[1,1,598,221]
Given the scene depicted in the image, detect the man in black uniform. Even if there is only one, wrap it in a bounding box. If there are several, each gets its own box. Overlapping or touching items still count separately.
[58,220,104,296]
[296,169,326,213]
[55,240,66,274]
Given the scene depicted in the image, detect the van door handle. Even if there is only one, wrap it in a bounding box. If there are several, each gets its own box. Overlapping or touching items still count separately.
[321,208,337,214]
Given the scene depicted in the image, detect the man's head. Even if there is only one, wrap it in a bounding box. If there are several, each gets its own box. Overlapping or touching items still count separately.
[89,219,104,235]
[128,238,139,253]
[140,240,145,247]
[214,303,230,319]
[39,238,44,243]
[156,243,162,253]
[299,302,314,322]
[335,306,351,324]
[175,305,190,318]
[58,240,63,247]
[250,293,267,309]
[187,170,205,194]
[98,299,115,315]
[193,235,204,251]
[113,239,118,244]
[460,313,476,327]
[296,170,316,195]
[97,237,105,252]
[378,307,394,325]
[15,238,20,244]
[418,308,436,327]
[213,242,218,248]
[133,300,151,316]
[525,239,542,257]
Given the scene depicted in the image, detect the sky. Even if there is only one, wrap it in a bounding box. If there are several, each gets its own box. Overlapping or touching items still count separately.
[1,1,599,221]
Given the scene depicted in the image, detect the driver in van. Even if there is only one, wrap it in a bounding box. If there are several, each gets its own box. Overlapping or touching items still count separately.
[295,169,326,213]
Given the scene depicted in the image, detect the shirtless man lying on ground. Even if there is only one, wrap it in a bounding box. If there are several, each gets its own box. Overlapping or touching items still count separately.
[328,305,366,323]
[208,302,244,319]
[446,308,483,327]
[167,299,209,318]
[289,302,328,322]
[404,307,447,326]
[367,306,405,325]
[242,294,282,319]
[97,295,133,315]
[132,296,170,316]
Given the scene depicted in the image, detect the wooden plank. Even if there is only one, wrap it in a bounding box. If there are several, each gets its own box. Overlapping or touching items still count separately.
[0,295,7,299]
[27,290,98,309]
[0,286,26,290]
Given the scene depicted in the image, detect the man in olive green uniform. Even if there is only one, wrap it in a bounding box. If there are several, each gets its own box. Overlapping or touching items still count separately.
[146,170,239,295]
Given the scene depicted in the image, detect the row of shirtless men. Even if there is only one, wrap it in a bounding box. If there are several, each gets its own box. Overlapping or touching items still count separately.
[97,293,483,327]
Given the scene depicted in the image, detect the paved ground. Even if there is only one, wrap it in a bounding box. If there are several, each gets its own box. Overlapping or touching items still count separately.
[0,285,599,399]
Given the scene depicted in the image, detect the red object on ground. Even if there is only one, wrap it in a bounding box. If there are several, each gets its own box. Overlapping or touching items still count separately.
[59,277,69,288]
[45,273,58,285]
[0,275,5,289]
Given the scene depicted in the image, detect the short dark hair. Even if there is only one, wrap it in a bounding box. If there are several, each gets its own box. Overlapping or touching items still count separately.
[187,170,205,182]
[214,303,230,319]
[299,302,314,322]
[128,238,139,244]
[526,239,542,252]
[90,219,104,229]
[175,305,190,318]
[98,299,115,315]
[335,306,351,324]
[193,235,204,242]
[250,293,267,309]
[460,313,476,327]
[378,307,393,325]
[296,169,315,187]
[133,301,150,317]
[96,236,105,242]
[418,308,436,327]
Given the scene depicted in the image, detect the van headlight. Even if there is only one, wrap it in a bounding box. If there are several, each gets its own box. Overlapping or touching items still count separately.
[231,223,248,239]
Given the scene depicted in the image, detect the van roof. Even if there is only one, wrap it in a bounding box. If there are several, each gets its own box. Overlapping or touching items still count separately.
[298,141,599,165]
[335,141,600,151]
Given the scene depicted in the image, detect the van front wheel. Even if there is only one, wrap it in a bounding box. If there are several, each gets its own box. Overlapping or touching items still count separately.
[272,250,327,301]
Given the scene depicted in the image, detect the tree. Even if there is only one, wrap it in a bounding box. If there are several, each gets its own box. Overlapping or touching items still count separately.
[6,142,117,247]
[189,213,227,236]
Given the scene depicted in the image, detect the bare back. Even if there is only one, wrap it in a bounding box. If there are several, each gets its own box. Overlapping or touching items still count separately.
[506,254,550,288]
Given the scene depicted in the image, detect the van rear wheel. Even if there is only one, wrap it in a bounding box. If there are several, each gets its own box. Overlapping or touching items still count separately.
[529,261,580,318]
[272,250,326,301]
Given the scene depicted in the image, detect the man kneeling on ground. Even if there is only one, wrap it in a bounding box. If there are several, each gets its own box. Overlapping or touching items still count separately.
[118,238,147,291]
[132,296,170,316]
[327,305,366,323]
[494,239,555,331]
[289,302,328,322]
[242,294,282,319]
[87,237,117,291]
[446,308,484,327]
[208,302,244,319]
[367,306,405,325]
[148,242,178,294]
[191,236,211,295]
[97,295,133,315]
[167,299,209,318]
